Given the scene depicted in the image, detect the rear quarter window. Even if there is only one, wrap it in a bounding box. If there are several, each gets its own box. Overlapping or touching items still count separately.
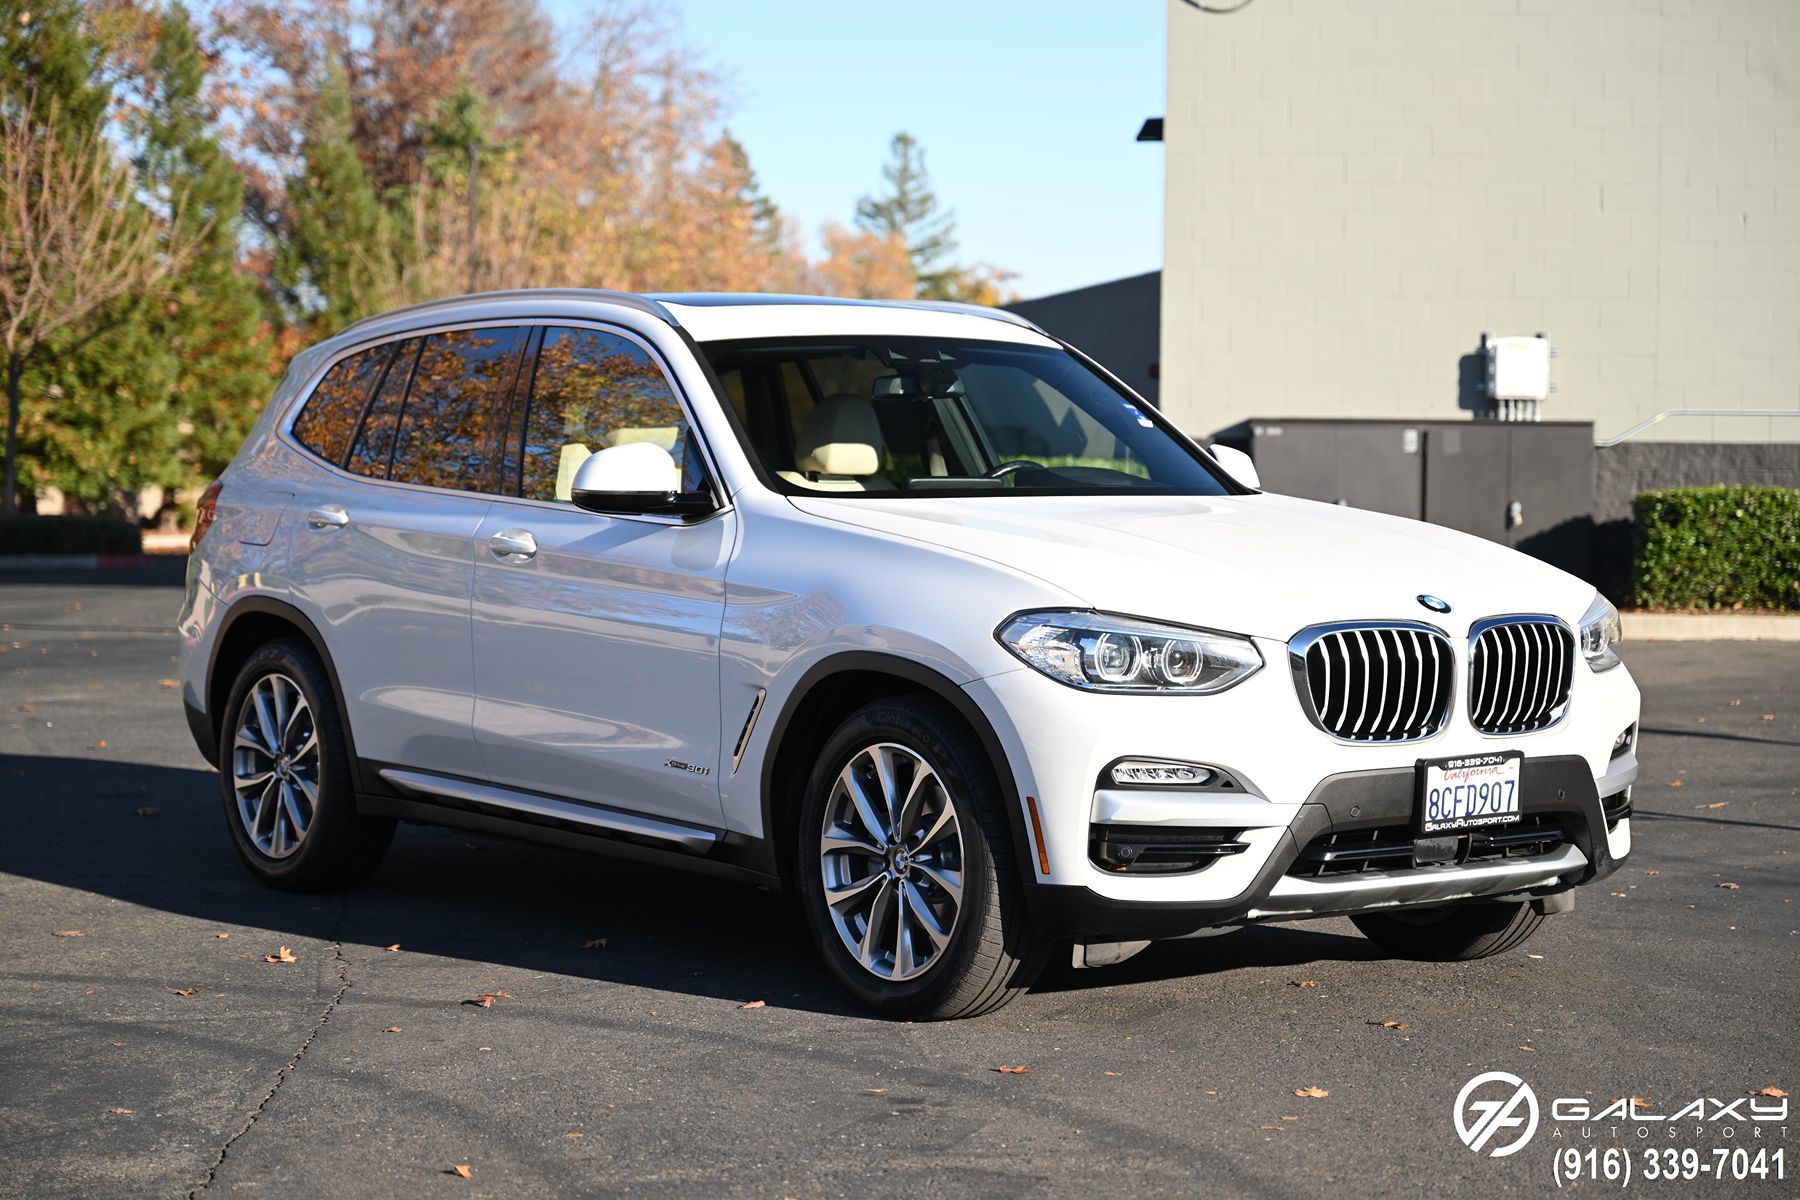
[291,344,394,466]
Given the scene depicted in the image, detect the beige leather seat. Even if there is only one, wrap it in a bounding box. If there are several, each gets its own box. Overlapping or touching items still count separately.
[779,394,890,492]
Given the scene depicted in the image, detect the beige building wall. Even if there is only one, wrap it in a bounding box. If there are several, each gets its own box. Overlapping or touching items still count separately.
[1159,0,1800,445]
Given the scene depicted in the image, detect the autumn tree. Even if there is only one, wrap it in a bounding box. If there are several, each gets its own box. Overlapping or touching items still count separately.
[0,94,200,512]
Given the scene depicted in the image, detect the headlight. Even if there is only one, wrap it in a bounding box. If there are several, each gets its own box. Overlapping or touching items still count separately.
[996,610,1263,694]
[1579,592,1623,672]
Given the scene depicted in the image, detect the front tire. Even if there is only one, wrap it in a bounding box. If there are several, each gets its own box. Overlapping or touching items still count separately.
[218,639,393,891]
[1351,899,1544,961]
[797,697,1051,1019]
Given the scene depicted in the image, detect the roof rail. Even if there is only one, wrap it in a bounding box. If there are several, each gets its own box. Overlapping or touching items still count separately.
[338,288,679,337]
[890,299,1048,336]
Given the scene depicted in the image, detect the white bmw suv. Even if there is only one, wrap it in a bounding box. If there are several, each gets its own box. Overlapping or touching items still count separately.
[178,290,1640,1018]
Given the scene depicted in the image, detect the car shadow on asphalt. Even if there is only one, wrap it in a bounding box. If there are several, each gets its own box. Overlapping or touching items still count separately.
[1,752,1385,1016]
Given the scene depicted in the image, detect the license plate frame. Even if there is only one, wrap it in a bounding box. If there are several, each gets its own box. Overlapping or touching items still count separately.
[1416,751,1524,835]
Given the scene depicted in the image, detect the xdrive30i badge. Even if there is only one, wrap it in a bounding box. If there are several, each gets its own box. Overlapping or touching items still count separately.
[664,758,711,776]
[1417,594,1452,614]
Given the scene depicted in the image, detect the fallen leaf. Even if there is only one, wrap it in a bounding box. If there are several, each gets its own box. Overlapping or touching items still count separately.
[158,679,180,688]
[1520,1046,1536,1052]
[1717,882,1742,891]
[1757,1086,1788,1098]
[1697,802,1729,810]
[264,946,297,963]
[478,1046,492,1052]
[1644,869,1660,876]
[465,991,513,1007]
[173,987,198,997]
[1368,1020,1410,1029]
[215,932,230,939]
[1730,699,1742,706]
[1631,1096,1654,1107]
[739,999,766,1009]
[385,944,400,952]
[992,1065,1036,1074]
[1294,1086,1330,1098]
[1526,953,1545,960]
[1291,979,1319,988]
[108,1107,134,1115]
[448,1165,473,1180]
[382,1027,403,1034]
[1763,714,1776,721]
[92,739,106,749]
[863,1087,888,1095]
[1258,1124,1281,1131]
[1280,1115,1300,1121]
[1665,779,1684,787]
[1610,891,1628,897]
[135,806,159,817]
[1104,1071,1123,1076]
[52,929,84,938]
[564,1132,584,1139]
[111,1041,124,1047]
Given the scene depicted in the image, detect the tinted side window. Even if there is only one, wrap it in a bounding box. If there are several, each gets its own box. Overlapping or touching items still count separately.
[346,339,418,479]
[520,327,699,502]
[292,344,393,466]
[388,327,525,492]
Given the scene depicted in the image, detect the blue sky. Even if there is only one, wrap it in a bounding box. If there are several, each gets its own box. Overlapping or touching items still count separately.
[547,1,1167,298]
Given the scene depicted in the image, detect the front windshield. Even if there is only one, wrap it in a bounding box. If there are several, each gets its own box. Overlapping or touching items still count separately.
[702,336,1238,498]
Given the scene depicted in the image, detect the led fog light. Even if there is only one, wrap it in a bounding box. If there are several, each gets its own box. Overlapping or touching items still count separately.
[1111,759,1215,787]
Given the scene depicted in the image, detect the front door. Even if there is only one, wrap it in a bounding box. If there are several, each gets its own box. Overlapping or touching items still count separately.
[470,323,733,829]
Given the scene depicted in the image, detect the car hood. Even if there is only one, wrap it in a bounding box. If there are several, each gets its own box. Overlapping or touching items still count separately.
[787,492,1597,642]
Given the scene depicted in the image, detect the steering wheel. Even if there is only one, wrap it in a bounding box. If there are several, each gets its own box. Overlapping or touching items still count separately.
[986,459,1039,480]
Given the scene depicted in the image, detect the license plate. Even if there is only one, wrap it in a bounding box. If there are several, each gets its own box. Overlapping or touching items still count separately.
[1417,751,1523,834]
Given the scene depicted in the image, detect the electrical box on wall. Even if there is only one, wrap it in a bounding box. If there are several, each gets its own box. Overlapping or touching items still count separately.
[1484,333,1555,421]
[1489,334,1552,401]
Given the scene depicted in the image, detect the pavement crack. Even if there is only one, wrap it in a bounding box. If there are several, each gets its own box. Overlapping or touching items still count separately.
[189,909,352,1198]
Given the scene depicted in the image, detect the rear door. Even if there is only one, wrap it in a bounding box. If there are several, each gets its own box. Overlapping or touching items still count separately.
[286,323,528,779]
[469,322,734,829]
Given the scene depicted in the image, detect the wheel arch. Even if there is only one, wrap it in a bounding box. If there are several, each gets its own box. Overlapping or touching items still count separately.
[206,597,365,790]
[757,652,1033,894]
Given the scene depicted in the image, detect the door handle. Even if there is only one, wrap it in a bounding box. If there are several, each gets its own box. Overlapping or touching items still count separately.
[488,529,538,560]
[307,505,349,530]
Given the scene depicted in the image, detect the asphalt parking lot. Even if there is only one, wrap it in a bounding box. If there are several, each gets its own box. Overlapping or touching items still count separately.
[1,563,1794,1198]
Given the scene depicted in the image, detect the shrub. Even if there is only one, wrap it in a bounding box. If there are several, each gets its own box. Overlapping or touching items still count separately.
[0,515,142,556]
[1632,486,1800,611]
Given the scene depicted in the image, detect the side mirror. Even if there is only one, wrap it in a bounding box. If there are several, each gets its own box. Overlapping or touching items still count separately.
[570,443,714,518]
[1209,443,1261,490]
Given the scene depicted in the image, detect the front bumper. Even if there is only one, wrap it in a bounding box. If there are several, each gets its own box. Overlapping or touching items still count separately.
[1027,753,1632,940]
[1029,755,1634,942]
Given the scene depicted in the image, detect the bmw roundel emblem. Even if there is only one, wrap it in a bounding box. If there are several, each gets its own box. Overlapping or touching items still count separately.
[1417,594,1452,614]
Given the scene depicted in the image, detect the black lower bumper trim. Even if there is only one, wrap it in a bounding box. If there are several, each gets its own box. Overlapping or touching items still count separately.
[1026,754,1620,941]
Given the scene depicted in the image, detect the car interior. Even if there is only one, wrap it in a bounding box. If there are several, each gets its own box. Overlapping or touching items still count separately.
[702,337,1215,496]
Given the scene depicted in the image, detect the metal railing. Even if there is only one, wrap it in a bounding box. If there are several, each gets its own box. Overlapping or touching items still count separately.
[1595,408,1800,448]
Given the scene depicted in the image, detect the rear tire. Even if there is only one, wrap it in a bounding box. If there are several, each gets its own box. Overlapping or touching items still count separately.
[1351,900,1544,961]
[797,697,1051,1019]
[217,639,393,891]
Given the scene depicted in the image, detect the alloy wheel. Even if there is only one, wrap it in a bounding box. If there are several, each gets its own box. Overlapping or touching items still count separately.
[231,672,319,859]
[818,742,965,981]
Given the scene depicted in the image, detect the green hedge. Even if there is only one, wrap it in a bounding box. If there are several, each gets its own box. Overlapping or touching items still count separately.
[1632,486,1800,611]
[0,515,142,556]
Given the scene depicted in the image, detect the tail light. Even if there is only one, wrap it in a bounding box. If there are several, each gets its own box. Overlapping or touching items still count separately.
[191,481,222,552]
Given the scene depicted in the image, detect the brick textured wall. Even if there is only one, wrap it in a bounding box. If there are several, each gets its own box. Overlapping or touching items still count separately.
[1160,0,1800,445]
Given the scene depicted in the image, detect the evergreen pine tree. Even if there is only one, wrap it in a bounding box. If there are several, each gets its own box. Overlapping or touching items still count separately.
[855,132,959,299]
[277,57,391,331]
[135,3,272,487]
